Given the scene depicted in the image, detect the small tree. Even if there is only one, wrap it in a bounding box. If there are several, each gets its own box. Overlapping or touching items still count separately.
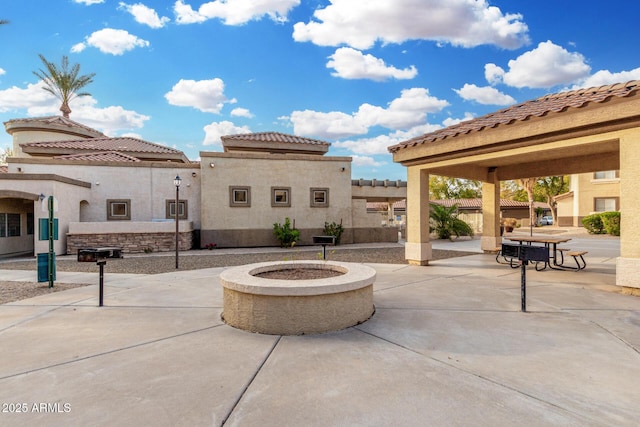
[429,203,474,240]
[0,147,13,164]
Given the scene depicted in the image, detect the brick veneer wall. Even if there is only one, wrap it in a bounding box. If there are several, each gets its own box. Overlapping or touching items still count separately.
[67,231,193,254]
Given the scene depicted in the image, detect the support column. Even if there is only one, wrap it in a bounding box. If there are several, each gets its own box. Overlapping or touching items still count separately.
[617,130,640,289]
[481,168,501,252]
[405,166,431,265]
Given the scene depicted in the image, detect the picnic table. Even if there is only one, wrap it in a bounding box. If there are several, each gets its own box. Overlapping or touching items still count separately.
[503,235,578,270]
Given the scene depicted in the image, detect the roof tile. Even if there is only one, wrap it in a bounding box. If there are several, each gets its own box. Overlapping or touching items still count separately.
[389,80,640,153]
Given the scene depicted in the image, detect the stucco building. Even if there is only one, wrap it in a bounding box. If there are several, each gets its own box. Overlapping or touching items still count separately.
[0,116,405,258]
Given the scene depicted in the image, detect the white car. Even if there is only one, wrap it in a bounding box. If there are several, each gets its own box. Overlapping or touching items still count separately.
[539,216,554,225]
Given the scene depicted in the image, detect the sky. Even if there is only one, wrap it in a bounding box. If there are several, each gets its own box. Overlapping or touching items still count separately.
[1,0,639,180]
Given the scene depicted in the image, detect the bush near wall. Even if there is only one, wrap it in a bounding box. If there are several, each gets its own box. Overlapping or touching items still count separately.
[582,212,620,236]
[600,211,621,236]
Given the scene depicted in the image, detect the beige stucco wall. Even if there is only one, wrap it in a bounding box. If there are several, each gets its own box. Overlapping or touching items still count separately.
[572,172,619,218]
[6,159,200,228]
[200,151,352,247]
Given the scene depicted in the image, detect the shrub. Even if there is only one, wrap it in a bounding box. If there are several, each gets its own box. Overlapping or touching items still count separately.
[273,217,300,247]
[600,211,620,236]
[582,214,605,234]
[322,220,344,245]
[429,203,474,240]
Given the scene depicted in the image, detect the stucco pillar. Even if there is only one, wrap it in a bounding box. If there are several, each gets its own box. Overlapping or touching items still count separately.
[405,166,431,265]
[616,130,640,289]
[481,168,501,252]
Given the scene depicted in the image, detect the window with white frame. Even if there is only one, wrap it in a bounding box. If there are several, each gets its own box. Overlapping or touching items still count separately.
[594,170,618,180]
[594,197,618,212]
[229,186,251,207]
[310,188,329,207]
[271,187,291,207]
[107,199,131,220]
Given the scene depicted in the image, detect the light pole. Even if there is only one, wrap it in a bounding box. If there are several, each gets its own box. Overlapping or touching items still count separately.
[174,175,182,269]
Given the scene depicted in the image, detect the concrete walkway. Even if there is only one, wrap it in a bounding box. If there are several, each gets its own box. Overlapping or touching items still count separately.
[0,237,638,426]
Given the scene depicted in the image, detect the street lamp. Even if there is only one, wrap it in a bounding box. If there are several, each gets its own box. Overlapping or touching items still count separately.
[174,175,182,269]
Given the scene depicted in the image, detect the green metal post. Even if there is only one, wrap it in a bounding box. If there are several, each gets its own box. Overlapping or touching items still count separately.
[48,196,54,288]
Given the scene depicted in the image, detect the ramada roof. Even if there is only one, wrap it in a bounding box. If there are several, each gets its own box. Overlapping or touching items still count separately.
[221,131,330,155]
[389,80,640,153]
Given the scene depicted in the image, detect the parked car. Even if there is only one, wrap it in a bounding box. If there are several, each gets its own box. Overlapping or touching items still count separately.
[539,216,554,225]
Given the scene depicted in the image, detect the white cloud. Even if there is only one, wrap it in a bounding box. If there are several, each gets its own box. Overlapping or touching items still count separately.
[442,112,475,127]
[0,68,5,76]
[327,47,417,81]
[165,78,232,114]
[491,41,591,88]
[454,83,516,105]
[351,155,385,167]
[230,107,254,118]
[81,28,150,55]
[574,67,640,89]
[484,63,504,85]
[0,81,57,114]
[119,2,170,28]
[293,0,529,50]
[71,43,87,53]
[203,120,251,147]
[333,123,442,155]
[289,88,449,139]
[73,0,105,4]
[173,0,300,25]
[0,81,149,134]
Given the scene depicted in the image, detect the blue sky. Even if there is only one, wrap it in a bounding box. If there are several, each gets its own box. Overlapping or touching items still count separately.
[1,0,639,180]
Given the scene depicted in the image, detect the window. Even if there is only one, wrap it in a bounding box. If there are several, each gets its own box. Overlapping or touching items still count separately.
[594,198,618,212]
[166,200,188,219]
[271,187,291,207]
[107,199,131,220]
[594,170,618,180]
[310,188,329,207]
[0,213,21,237]
[230,186,251,207]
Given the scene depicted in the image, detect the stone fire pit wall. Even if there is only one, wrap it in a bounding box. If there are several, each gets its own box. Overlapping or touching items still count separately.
[220,261,376,335]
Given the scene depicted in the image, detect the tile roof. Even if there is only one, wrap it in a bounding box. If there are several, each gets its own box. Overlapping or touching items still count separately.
[54,151,141,162]
[21,136,182,155]
[4,115,106,137]
[222,132,330,147]
[389,80,640,153]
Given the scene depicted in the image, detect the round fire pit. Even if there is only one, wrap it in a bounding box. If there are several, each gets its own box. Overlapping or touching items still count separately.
[220,260,376,335]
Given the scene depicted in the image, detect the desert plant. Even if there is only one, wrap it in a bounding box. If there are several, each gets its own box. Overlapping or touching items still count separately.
[322,220,344,245]
[429,203,474,240]
[582,214,605,234]
[600,211,620,236]
[273,217,300,247]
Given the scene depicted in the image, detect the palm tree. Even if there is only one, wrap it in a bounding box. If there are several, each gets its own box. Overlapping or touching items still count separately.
[429,203,474,240]
[33,54,95,118]
[0,20,8,25]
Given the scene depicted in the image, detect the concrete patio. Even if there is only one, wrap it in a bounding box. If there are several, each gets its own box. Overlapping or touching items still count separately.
[0,236,638,426]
